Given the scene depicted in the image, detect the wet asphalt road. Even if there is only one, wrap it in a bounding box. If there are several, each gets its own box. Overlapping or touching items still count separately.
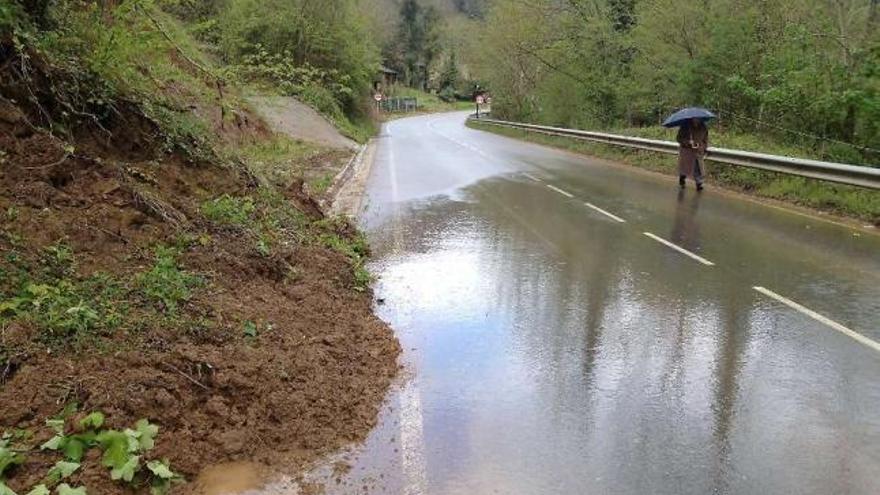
[333,112,880,495]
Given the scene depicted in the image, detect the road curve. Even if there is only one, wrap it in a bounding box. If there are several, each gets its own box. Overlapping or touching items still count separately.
[331,111,880,495]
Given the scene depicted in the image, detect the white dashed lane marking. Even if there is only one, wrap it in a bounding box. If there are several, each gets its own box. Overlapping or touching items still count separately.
[584,201,626,223]
[753,286,880,353]
[643,232,715,266]
[546,184,574,198]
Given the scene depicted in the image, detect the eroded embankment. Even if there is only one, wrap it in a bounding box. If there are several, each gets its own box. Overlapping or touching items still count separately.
[0,45,399,495]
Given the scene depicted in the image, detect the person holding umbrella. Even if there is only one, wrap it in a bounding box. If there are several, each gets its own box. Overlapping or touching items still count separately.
[663,107,716,191]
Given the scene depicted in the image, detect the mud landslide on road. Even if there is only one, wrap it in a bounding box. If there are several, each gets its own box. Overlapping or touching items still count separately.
[0,48,399,494]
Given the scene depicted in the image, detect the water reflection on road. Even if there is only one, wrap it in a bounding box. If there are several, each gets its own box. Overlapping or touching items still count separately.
[670,189,703,253]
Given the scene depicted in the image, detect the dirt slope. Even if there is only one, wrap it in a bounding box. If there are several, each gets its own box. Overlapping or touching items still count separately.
[248,96,358,151]
[0,48,399,494]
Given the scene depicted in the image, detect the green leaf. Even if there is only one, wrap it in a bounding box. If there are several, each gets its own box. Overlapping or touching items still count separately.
[109,455,139,482]
[0,443,25,477]
[45,461,80,484]
[45,420,64,435]
[0,300,23,315]
[55,484,86,495]
[149,480,171,495]
[62,433,95,462]
[133,420,158,452]
[95,431,128,469]
[62,439,83,462]
[122,429,140,453]
[77,413,103,431]
[40,436,64,451]
[58,404,78,420]
[25,485,49,495]
[145,460,175,480]
[243,320,257,337]
[0,480,17,495]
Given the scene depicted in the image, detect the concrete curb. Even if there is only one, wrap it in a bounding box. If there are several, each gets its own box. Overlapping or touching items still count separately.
[328,139,377,218]
[319,144,365,214]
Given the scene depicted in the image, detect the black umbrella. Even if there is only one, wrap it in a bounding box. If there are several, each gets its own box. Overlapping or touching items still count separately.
[662,107,716,128]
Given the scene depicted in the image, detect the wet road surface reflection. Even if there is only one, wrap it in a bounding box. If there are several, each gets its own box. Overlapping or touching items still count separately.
[670,189,703,253]
[319,113,880,495]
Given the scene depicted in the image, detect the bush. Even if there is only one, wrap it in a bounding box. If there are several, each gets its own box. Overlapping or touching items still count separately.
[438,86,457,103]
[216,0,378,115]
[0,1,26,31]
[298,84,346,121]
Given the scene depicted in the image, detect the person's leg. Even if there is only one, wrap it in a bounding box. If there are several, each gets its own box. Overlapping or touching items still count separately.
[694,159,704,191]
[679,175,686,188]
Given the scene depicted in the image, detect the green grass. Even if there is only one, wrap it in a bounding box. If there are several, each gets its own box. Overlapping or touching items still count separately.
[197,191,373,289]
[0,242,206,354]
[336,114,377,143]
[232,134,325,187]
[0,250,127,349]
[308,173,335,195]
[312,217,372,291]
[469,121,880,225]
[135,247,203,314]
[244,187,309,261]
[201,195,256,226]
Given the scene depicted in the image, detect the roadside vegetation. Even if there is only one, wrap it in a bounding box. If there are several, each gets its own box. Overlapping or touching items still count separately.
[154,0,380,142]
[1,412,179,495]
[1,1,399,493]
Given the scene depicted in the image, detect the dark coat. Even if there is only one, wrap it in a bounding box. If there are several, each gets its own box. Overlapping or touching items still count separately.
[676,124,709,177]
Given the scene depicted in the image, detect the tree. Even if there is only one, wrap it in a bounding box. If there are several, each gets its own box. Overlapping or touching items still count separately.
[477,0,880,162]
[388,0,442,89]
[439,50,459,90]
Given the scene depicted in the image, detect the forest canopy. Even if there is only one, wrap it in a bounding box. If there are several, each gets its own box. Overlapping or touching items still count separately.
[478,0,880,164]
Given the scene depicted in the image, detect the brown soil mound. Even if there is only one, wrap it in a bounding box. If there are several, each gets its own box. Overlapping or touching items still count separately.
[0,56,399,493]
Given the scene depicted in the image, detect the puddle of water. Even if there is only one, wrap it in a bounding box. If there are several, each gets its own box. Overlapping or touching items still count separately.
[191,462,268,495]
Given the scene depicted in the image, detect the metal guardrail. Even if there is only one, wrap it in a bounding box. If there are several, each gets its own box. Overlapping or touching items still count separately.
[380,97,418,113]
[469,117,880,190]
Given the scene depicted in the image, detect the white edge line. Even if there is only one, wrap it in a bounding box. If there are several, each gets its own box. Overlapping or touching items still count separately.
[546,184,574,198]
[584,201,626,223]
[643,232,715,266]
[753,286,880,353]
[523,173,542,182]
